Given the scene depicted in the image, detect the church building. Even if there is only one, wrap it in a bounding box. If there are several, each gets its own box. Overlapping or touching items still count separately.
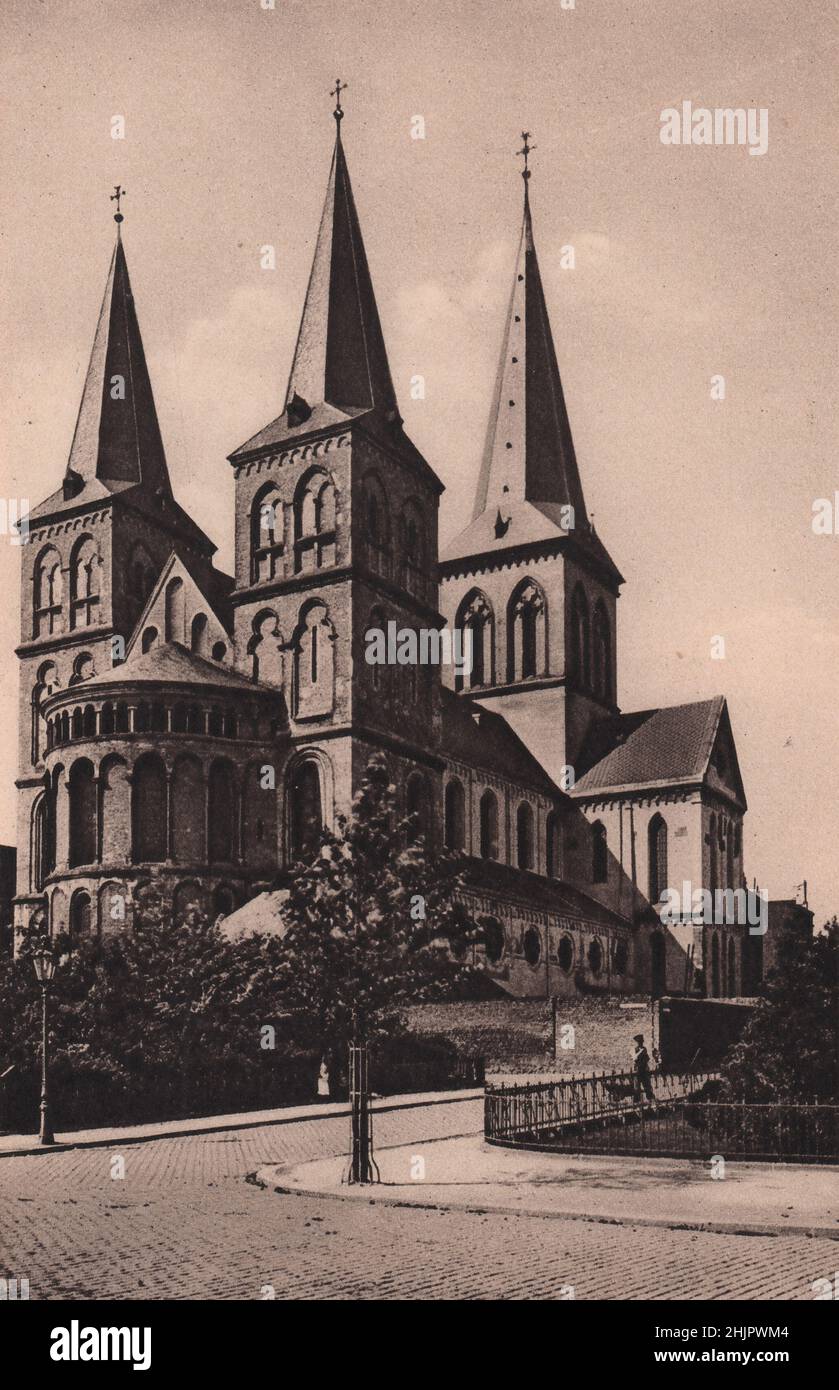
[14,100,756,1000]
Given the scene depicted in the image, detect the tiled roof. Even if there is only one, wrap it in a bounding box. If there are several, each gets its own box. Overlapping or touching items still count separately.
[69,641,269,694]
[441,687,561,798]
[573,697,725,794]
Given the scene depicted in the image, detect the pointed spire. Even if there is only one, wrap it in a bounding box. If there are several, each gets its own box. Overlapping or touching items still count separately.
[281,87,399,423]
[64,212,172,498]
[472,136,587,527]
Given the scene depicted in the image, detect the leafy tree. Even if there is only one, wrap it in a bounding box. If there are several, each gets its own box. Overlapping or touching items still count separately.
[0,895,308,1130]
[719,917,839,1101]
[271,755,479,1090]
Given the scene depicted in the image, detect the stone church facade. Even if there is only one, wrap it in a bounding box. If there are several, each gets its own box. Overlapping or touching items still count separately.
[14,107,757,1000]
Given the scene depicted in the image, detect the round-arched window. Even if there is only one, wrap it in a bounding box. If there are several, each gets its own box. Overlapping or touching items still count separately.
[588,938,603,976]
[523,927,542,967]
[481,917,505,964]
[558,935,574,973]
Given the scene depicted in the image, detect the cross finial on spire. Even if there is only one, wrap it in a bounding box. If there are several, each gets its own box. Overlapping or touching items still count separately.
[517,131,535,181]
[331,78,347,126]
[111,184,125,227]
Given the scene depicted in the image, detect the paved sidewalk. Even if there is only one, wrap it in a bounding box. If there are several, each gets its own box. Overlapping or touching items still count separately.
[258,1132,839,1240]
[0,1087,482,1158]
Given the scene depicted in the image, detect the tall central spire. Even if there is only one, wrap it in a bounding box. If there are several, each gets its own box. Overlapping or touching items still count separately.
[282,84,398,423]
[472,137,587,526]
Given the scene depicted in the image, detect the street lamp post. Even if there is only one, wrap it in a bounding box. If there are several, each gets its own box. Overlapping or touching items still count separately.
[32,948,56,1146]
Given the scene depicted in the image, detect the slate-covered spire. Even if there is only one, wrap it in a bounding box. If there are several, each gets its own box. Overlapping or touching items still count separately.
[472,136,587,526]
[65,213,171,498]
[282,92,399,423]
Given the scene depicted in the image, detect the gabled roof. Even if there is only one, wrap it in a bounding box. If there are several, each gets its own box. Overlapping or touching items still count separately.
[441,687,562,799]
[572,696,746,807]
[230,119,400,461]
[125,550,233,659]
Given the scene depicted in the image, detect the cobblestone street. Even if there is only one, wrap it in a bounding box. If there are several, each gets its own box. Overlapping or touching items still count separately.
[0,1100,834,1301]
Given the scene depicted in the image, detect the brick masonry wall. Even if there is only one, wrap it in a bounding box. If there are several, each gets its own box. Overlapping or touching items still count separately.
[404,995,655,1075]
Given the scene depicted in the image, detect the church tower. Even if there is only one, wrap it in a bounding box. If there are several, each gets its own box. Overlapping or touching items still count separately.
[15,197,221,937]
[440,137,623,787]
[228,91,445,853]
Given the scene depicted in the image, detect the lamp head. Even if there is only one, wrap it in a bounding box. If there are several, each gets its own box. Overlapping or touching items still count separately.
[33,949,56,984]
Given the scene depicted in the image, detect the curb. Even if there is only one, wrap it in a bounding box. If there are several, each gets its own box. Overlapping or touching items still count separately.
[250,1167,839,1243]
[0,1088,483,1159]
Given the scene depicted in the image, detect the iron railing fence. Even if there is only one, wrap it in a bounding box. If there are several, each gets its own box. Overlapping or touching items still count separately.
[484,1067,715,1139]
[484,1072,839,1163]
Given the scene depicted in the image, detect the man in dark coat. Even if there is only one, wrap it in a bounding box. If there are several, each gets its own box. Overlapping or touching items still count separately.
[632,1033,656,1103]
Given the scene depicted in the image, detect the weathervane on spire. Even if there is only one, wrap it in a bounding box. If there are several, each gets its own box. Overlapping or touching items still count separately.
[111,184,126,226]
[331,78,347,126]
[517,131,535,181]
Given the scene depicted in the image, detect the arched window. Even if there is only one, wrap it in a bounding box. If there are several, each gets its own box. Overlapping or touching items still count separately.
[293,602,335,719]
[592,600,611,701]
[588,938,603,976]
[546,810,561,879]
[612,939,629,976]
[141,626,158,654]
[558,935,574,973]
[367,606,387,695]
[164,577,185,643]
[455,590,494,692]
[289,760,323,861]
[709,812,718,891]
[213,884,237,920]
[69,652,94,686]
[69,536,101,629]
[190,613,208,656]
[444,778,465,852]
[711,933,720,997]
[249,610,284,686]
[99,755,130,864]
[648,814,668,904]
[70,889,93,941]
[362,474,389,575]
[68,759,97,867]
[570,584,590,689]
[132,754,167,863]
[32,794,50,891]
[727,937,736,998]
[127,542,157,606]
[172,756,205,863]
[591,820,608,883]
[294,472,337,572]
[480,916,505,964]
[479,789,499,860]
[33,546,63,637]
[516,801,534,871]
[405,773,431,845]
[523,928,542,966]
[31,661,59,764]
[208,761,237,863]
[508,579,546,682]
[251,484,284,583]
[398,503,425,596]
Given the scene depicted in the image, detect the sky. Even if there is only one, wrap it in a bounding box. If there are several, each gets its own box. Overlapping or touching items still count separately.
[1,0,837,922]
